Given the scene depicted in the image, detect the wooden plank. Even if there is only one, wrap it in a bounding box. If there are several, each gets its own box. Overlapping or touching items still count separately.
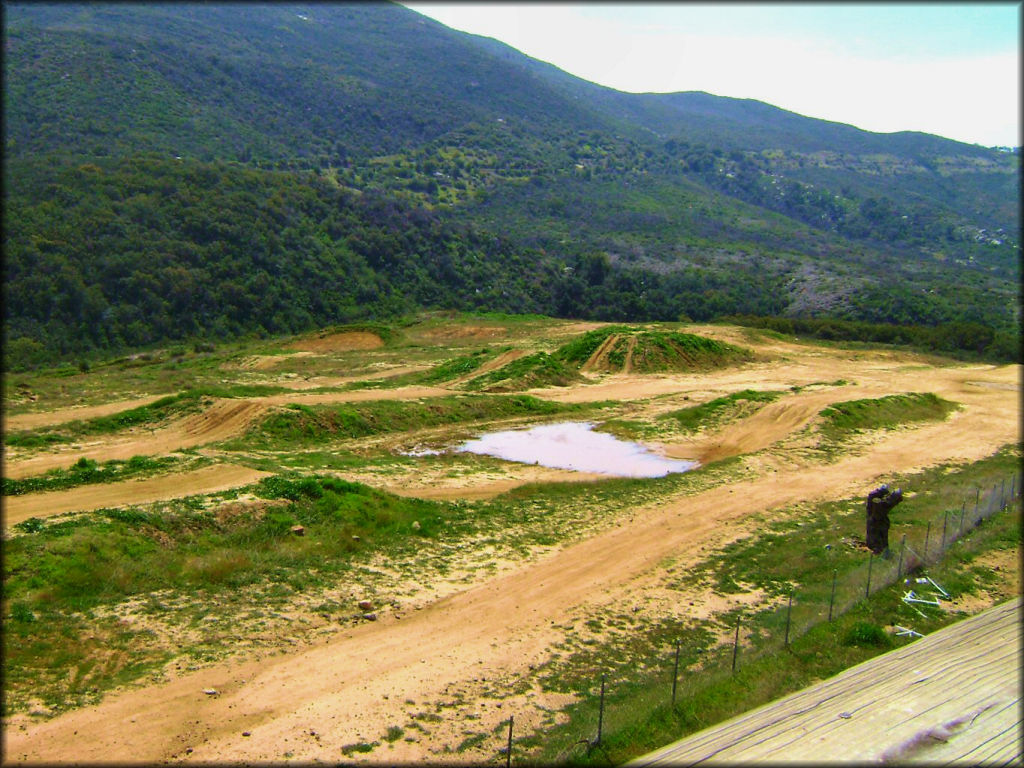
[630,597,1021,765]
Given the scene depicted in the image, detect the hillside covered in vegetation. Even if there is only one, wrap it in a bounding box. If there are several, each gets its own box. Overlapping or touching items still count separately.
[3,2,1019,368]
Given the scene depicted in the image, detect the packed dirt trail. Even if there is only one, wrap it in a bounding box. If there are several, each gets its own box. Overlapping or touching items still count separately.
[4,395,168,431]
[5,358,1019,763]
[2,464,270,526]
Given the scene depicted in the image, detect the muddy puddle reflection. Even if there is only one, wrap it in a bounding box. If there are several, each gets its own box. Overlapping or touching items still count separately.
[458,421,698,478]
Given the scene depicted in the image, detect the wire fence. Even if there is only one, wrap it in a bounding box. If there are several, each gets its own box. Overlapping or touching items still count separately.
[498,471,1022,765]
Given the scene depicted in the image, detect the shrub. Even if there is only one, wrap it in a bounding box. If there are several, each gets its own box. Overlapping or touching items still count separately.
[843,621,891,648]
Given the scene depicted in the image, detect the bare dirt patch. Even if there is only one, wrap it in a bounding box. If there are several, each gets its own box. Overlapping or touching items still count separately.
[233,352,315,370]
[417,325,509,341]
[289,331,384,352]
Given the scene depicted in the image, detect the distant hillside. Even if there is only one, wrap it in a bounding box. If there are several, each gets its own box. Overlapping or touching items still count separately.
[3,2,1019,368]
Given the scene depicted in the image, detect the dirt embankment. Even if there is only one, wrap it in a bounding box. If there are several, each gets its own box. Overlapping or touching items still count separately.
[2,386,456,482]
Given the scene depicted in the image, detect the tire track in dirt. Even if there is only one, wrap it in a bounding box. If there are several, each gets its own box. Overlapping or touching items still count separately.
[664,391,850,464]
[581,333,621,372]
[3,464,271,527]
[623,335,638,374]
[5,364,1018,764]
[452,349,529,386]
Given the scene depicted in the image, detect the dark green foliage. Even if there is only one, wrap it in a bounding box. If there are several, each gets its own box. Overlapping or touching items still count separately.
[727,315,1020,364]
[2,156,566,366]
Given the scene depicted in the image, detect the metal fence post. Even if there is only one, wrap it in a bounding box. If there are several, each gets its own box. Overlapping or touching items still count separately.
[784,590,793,647]
[731,615,741,673]
[959,503,966,537]
[671,642,680,708]
[897,534,907,580]
[941,510,948,551]
[865,552,874,599]
[828,569,838,622]
[506,716,513,768]
[1000,479,1006,510]
[596,675,605,746]
[923,521,931,561]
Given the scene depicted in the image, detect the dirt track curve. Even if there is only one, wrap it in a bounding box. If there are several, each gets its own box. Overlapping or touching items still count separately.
[3,356,1019,763]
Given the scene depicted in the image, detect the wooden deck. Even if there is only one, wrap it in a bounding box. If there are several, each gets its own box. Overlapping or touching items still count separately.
[629,597,1022,765]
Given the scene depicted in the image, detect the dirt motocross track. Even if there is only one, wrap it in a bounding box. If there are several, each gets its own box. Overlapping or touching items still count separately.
[2,327,1020,764]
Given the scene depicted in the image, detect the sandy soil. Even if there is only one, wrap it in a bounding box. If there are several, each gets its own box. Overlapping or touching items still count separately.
[289,331,384,352]
[2,332,1020,763]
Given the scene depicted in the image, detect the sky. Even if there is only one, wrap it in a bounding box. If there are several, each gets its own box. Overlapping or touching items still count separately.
[401,3,1021,148]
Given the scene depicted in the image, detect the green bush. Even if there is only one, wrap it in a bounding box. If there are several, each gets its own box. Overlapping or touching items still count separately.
[843,621,891,648]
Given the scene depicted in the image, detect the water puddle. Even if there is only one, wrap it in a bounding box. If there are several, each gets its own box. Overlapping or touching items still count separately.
[457,421,698,478]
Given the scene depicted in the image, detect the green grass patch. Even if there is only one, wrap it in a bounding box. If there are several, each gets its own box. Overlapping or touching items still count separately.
[461,352,583,392]
[552,326,633,366]
[419,348,503,383]
[820,392,959,437]
[628,332,753,373]
[552,328,753,374]
[661,389,783,432]
[237,394,579,449]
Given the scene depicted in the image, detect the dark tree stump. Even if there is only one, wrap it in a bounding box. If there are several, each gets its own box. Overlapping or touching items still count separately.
[866,485,903,554]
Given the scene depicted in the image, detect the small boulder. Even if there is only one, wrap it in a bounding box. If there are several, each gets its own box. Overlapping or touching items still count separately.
[358,599,374,611]
[290,525,305,536]
[362,613,377,621]
[411,521,421,531]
